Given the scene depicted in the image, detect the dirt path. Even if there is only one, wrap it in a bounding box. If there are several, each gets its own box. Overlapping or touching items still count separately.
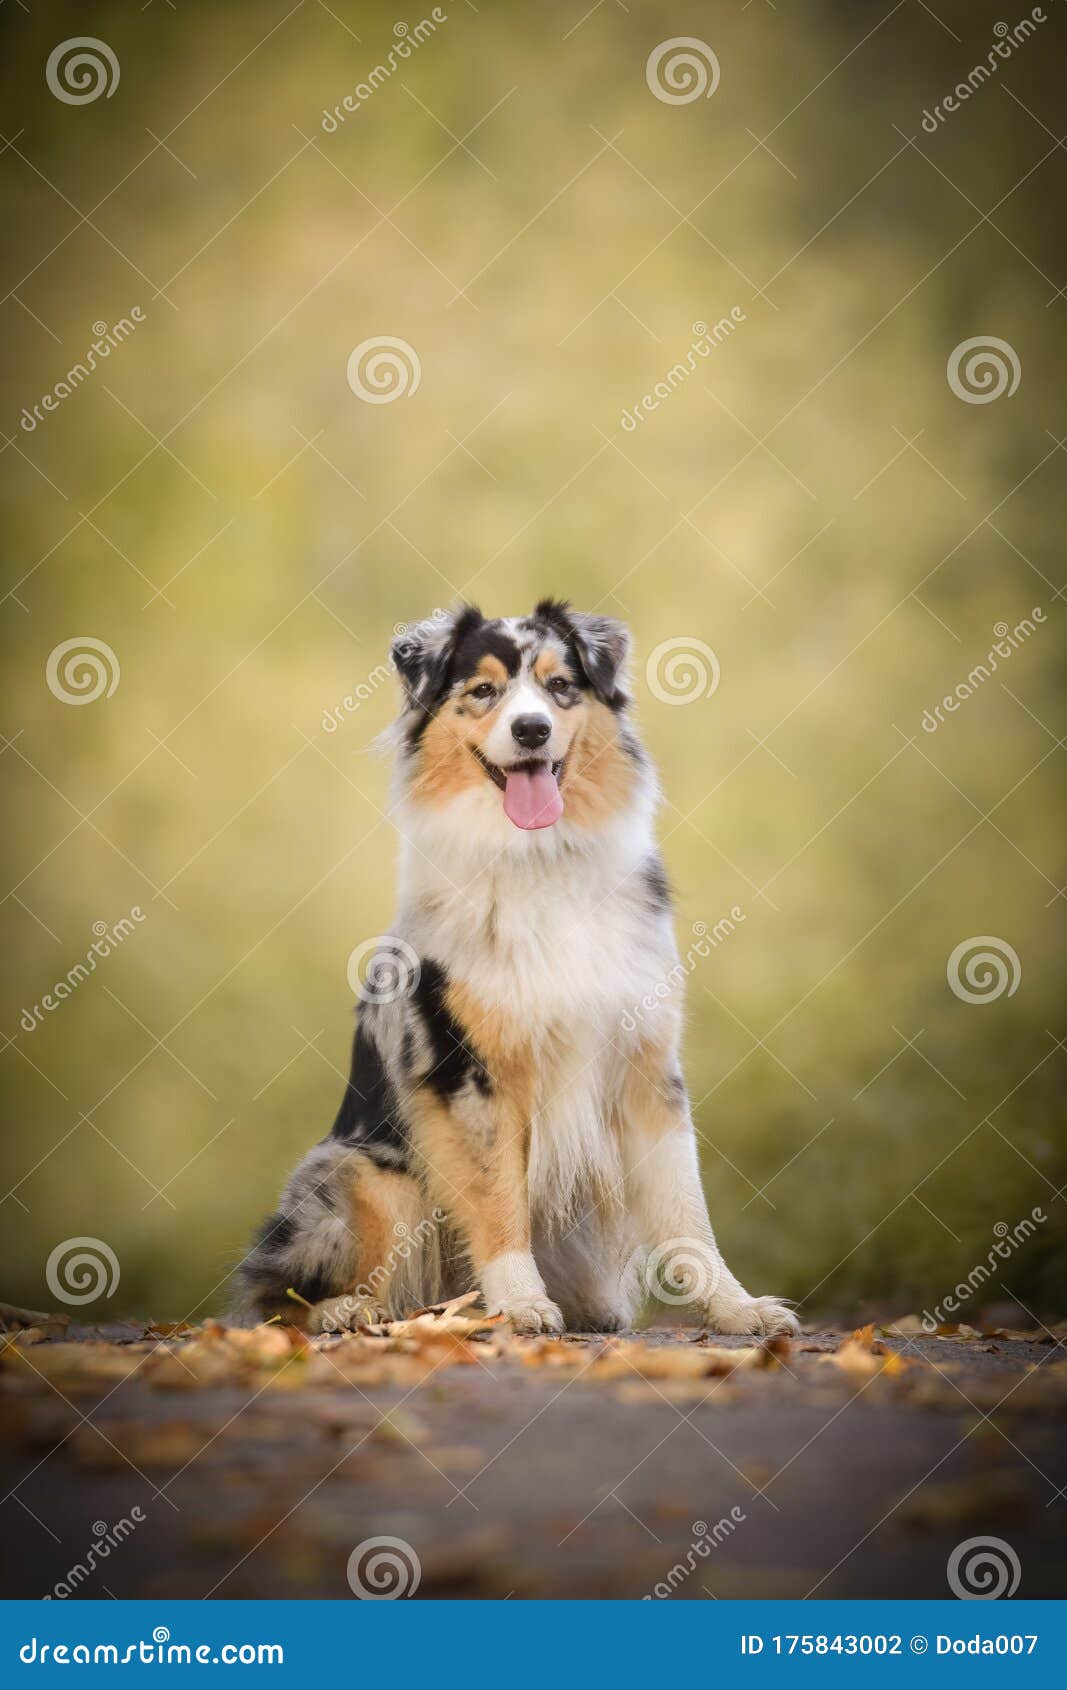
[2,1314,1064,1600]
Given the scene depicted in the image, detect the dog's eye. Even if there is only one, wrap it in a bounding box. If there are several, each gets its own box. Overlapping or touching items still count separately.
[469,682,496,700]
[547,676,573,697]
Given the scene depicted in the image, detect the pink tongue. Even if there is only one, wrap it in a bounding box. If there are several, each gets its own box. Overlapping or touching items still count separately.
[502,765,564,830]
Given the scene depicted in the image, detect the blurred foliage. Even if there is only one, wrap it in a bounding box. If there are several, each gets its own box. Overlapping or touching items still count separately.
[1,0,1064,1321]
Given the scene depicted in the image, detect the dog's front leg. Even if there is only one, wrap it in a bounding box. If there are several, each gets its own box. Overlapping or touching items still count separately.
[620,1037,798,1337]
[411,1085,563,1337]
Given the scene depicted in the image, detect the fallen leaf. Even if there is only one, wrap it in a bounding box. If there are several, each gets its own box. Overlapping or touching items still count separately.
[825,1333,914,1379]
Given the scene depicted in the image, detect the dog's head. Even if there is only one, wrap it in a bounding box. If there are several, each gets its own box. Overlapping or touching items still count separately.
[390,600,643,837]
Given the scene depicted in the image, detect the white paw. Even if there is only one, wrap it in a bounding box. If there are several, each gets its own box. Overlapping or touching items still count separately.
[498,1296,565,1336]
[701,1295,800,1338]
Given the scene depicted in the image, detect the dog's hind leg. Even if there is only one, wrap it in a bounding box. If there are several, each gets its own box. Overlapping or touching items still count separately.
[230,1142,442,1330]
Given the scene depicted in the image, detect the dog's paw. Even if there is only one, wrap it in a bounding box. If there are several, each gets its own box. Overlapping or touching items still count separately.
[567,1304,632,1334]
[499,1296,565,1337]
[701,1294,800,1338]
[584,1309,628,1334]
[305,1294,386,1335]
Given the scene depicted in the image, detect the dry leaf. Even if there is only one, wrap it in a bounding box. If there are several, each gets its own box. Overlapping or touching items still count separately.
[825,1332,914,1379]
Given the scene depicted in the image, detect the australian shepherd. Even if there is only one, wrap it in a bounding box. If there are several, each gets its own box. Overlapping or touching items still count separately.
[233,601,796,1338]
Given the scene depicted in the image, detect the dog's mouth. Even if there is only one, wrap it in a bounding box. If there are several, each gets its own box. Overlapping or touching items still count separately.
[472,749,565,831]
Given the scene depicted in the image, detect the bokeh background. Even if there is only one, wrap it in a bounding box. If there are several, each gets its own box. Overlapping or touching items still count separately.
[2,0,1064,1324]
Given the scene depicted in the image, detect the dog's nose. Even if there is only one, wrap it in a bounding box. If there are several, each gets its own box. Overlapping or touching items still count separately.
[511,713,552,750]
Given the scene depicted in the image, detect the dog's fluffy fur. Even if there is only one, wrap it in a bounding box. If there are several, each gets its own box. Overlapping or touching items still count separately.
[232,601,796,1337]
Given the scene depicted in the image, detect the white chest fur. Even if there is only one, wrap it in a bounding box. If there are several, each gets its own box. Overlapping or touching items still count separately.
[395,797,679,1217]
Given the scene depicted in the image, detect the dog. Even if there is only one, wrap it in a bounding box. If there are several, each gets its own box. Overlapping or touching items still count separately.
[232,601,797,1338]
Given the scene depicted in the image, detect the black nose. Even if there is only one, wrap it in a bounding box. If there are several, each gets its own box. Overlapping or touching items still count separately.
[511,713,551,750]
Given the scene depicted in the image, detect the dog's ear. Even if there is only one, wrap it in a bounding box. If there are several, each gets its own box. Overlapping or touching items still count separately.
[563,608,631,709]
[390,605,482,710]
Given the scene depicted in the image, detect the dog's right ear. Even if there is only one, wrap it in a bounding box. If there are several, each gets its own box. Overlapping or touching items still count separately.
[390,605,482,710]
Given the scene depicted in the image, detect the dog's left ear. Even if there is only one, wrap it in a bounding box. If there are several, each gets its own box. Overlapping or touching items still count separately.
[568,612,631,709]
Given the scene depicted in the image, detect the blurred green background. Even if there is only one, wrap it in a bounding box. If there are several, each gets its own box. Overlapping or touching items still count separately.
[2,0,1064,1323]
